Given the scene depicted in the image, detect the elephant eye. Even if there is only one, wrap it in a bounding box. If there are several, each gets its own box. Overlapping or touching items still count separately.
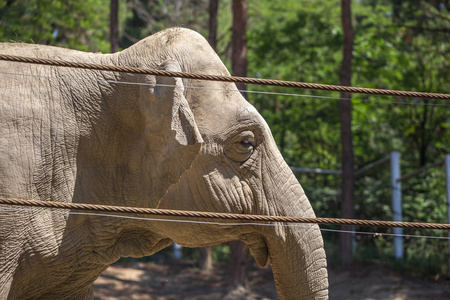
[224,131,256,163]
[239,137,255,149]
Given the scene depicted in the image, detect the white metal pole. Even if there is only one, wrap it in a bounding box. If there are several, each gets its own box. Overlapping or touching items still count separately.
[173,243,182,260]
[390,151,403,259]
[445,154,450,275]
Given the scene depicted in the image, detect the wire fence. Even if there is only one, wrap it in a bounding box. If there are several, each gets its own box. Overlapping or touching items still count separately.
[1,54,449,100]
[0,55,449,242]
[1,70,450,108]
[1,205,449,241]
[1,197,449,232]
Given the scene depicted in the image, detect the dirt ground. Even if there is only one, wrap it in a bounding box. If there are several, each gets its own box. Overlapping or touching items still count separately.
[93,260,450,300]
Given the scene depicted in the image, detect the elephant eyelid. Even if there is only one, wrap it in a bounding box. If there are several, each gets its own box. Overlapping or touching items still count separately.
[233,131,255,145]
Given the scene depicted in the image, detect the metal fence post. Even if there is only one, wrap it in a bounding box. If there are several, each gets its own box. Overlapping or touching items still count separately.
[390,151,403,259]
[173,243,182,260]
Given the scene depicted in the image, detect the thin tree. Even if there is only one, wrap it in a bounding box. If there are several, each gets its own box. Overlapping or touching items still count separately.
[110,0,119,53]
[339,0,354,266]
[208,0,218,50]
[229,0,249,288]
[232,0,247,97]
[197,0,220,272]
[198,247,212,271]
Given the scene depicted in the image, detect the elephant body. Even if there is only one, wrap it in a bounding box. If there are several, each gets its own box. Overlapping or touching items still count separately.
[0,28,328,299]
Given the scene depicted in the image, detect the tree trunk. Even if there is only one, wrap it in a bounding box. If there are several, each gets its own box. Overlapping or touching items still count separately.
[229,240,248,288]
[208,0,218,50]
[197,0,220,273]
[110,0,119,53]
[229,0,249,288]
[339,0,354,266]
[198,247,212,271]
[232,0,247,98]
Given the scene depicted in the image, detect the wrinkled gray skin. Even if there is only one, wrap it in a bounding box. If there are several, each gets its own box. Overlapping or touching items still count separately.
[0,28,328,299]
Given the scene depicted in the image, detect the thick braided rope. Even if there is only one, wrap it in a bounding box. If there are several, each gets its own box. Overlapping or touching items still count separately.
[1,197,449,230]
[0,54,449,100]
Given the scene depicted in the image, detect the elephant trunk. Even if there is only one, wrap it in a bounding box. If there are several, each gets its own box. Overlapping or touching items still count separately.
[263,161,328,299]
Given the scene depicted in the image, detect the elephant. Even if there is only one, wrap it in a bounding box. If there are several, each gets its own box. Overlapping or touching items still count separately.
[0,28,328,299]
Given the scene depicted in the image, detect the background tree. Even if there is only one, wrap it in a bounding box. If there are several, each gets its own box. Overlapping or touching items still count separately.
[0,0,110,52]
[246,0,449,274]
[197,0,219,273]
[110,0,119,52]
[208,0,218,49]
[229,0,249,289]
[119,0,209,50]
[339,0,355,266]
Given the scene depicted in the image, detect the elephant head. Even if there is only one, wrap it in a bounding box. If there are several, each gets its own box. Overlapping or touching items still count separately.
[112,28,329,299]
[0,28,328,299]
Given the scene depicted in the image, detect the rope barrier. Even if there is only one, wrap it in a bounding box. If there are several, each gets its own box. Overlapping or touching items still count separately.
[2,205,449,240]
[1,197,449,230]
[2,70,449,107]
[1,54,449,100]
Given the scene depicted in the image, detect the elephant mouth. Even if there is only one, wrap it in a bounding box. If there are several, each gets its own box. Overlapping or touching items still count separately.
[243,234,270,267]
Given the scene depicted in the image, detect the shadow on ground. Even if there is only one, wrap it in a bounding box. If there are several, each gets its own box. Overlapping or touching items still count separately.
[93,260,450,300]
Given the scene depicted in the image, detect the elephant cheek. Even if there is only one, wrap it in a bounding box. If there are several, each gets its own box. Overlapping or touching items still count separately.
[203,167,253,214]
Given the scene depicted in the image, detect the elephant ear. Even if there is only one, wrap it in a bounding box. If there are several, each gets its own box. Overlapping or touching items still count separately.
[140,60,203,207]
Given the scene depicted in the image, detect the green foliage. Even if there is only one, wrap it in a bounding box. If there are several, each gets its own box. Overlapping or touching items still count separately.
[211,245,231,263]
[244,2,345,231]
[0,0,110,52]
[351,1,449,276]
[119,0,209,50]
[354,232,449,277]
[244,0,449,276]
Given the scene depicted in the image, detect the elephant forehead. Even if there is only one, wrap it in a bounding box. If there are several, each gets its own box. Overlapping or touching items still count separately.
[196,103,268,138]
[185,79,269,138]
[237,105,268,127]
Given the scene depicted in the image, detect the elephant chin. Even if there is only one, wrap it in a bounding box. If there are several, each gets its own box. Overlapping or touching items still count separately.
[246,235,270,267]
